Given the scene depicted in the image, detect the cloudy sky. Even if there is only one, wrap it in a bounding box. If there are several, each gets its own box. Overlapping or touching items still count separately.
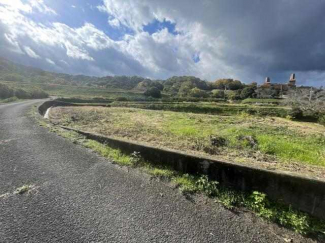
[0,0,324,86]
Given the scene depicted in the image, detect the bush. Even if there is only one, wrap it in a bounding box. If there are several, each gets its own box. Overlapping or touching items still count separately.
[189,88,209,98]
[211,90,225,99]
[289,107,304,120]
[240,87,255,99]
[115,97,128,101]
[144,87,162,98]
[319,115,325,126]
[15,89,30,99]
[29,89,49,99]
[0,83,14,99]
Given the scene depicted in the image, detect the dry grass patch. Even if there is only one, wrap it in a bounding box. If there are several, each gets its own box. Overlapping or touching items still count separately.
[50,106,325,179]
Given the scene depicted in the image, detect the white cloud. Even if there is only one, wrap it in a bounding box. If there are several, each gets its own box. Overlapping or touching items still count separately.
[0,0,56,15]
[24,46,40,59]
[96,0,325,85]
[108,18,120,28]
[46,58,55,65]
[65,42,94,61]
[0,0,324,86]
[4,33,23,54]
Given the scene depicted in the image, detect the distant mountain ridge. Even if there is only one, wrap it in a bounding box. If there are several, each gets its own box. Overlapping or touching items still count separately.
[0,57,149,90]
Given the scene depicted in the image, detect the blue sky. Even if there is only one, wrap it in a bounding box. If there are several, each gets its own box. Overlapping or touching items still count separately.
[0,0,324,86]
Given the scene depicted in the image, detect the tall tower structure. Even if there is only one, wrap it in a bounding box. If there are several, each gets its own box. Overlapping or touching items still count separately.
[265,77,271,86]
[288,73,296,86]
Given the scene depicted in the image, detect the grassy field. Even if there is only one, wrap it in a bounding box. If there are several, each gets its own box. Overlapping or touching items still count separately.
[111,101,291,117]
[49,106,325,179]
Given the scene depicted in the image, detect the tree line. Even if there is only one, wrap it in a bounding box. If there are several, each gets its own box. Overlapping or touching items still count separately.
[0,83,48,100]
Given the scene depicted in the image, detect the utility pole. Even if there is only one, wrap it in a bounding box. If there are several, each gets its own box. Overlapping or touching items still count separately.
[309,87,313,103]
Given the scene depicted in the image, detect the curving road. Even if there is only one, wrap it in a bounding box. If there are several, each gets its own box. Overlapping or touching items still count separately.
[0,100,312,242]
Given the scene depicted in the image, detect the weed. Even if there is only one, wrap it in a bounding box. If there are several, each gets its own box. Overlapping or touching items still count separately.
[246,191,274,220]
[145,166,175,179]
[172,174,198,194]
[195,175,219,197]
[130,151,142,166]
[14,185,34,195]
[83,140,133,166]
[216,190,243,209]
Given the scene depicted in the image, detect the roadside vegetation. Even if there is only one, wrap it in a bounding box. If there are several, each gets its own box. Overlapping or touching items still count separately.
[0,83,48,102]
[35,118,325,238]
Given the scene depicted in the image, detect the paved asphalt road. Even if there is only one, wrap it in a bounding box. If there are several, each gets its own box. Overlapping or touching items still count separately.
[0,100,315,242]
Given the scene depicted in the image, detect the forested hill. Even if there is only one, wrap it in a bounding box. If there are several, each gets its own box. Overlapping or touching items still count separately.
[0,57,245,91]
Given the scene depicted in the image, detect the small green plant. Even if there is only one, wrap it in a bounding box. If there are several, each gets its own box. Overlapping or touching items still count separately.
[195,175,219,197]
[172,174,198,194]
[130,151,142,166]
[286,115,293,120]
[246,191,274,220]
[14,185,34,195]
[277,207,309,234]
[216,190,243,209]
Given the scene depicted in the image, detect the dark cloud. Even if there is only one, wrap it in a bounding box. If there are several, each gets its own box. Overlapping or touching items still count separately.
[0,0,324,87]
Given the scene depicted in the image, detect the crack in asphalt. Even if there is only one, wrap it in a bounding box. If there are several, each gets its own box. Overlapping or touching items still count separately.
[0,100,315,242]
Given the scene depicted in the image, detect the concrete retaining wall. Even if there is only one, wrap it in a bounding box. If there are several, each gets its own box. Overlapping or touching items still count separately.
[62,127,325,220]
[38,100,78,116]
[39,101,325,220]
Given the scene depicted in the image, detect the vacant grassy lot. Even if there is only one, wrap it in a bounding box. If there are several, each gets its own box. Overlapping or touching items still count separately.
[50,106,325,178]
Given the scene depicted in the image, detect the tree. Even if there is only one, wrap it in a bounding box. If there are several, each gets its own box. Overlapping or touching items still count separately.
[225,90,241,100]
[213,79,244,90]
[211,90,225,98]
[136,79,164,91]
[144,87,162,98]
[189,88,209,98]
[240,87,255,99]
[15,89,30,99]
[0,83,14,99]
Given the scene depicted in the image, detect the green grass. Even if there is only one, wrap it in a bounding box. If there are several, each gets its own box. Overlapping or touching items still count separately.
[242,98,283,105]
[144,166,175,178]
[172,174,198,193]
[52,106,325,168]
[82,140,133,166]
[111,101,290,117]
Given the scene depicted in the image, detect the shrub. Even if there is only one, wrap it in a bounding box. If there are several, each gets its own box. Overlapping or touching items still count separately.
[29,89,49,99]
[115,97,128,101]
[189,87,209,98]
[15,89,30,99]
[211,90,225,99]
[0,83,14,99]
[195,175,219,197]
[240,87,255,99]
[144,87,162,98]
[289,107,304,119]
[319,115,325,126]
